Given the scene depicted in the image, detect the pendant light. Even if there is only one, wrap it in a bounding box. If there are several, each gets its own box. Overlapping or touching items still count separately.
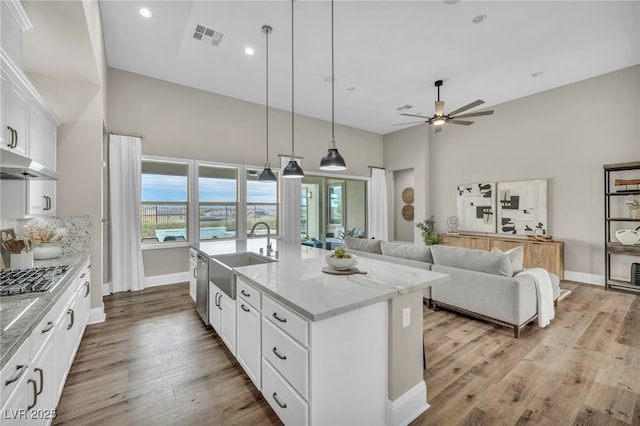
[319,0,346,171]
[258,25,277,181]
[283,0,304,179]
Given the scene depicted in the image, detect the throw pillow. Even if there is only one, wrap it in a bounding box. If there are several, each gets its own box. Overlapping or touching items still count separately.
[381,242,433,263]
[491,246,524,275]
[431,245,514,277]
[344,237,382,254]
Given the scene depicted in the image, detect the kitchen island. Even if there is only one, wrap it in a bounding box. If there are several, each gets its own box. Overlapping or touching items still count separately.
[193,240,448,425]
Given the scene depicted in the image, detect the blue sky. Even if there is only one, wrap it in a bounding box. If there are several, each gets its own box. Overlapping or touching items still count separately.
[141,175,277,202]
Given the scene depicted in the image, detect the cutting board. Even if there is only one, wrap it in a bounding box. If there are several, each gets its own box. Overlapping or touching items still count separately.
[321,266,367,275]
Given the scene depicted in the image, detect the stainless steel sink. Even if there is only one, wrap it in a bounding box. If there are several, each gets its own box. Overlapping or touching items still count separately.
[208,252,276,299]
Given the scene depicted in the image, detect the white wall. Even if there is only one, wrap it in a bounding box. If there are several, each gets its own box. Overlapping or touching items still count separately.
[384,65,640,283]
[392,168,414,243]
[107,68,384,276]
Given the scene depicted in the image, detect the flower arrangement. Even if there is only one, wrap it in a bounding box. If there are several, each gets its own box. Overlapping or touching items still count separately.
[24,222,68,245]
[416,217,443,245]
[626,195,640,219]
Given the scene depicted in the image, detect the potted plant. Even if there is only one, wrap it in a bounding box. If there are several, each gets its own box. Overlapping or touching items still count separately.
[416,216,443,245]
[626,195,640,219]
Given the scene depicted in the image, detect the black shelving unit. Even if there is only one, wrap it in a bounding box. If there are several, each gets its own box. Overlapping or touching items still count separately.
[604,161,640,292]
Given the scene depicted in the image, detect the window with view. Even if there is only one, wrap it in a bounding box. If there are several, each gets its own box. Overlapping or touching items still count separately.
[199,165,238,240]
[141,160,189,243]
[246,169,278,237]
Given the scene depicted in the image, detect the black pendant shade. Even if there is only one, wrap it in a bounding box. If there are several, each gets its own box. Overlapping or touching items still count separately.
[320,142,346,171]
[283,158,304,178]
[258,164,277,181]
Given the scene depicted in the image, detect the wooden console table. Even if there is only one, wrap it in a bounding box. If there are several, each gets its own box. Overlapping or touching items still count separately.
[440,234,564,280]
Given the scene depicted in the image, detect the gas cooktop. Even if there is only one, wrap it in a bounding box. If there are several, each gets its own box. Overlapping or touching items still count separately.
[0,265,71,297]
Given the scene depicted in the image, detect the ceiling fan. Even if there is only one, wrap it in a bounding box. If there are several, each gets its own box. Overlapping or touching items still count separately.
[396,80,494,133]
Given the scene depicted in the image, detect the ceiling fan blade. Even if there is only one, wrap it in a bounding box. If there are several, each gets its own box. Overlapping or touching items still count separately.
[448,119,474,126]
[392,121,425,126]
[434,125,443,133]
[447,99,485,117]
[435,100,444,116]
[452,110,494,119]
[400,113,430,119]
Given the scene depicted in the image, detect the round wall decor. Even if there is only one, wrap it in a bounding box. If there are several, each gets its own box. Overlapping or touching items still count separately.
[401,204,414,221]
[401,187,414,204]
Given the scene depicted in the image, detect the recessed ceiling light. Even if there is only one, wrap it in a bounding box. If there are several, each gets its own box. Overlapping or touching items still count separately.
[347,87,355,91]
[532,71,544,77]
[472,15,487,24]
[244,47,254,56]
[139,8,152,18]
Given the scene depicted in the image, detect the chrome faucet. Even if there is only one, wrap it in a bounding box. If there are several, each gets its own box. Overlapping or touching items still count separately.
[249,222,272,256]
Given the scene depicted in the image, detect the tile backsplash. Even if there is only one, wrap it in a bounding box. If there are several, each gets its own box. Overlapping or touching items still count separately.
[1,215,92,256]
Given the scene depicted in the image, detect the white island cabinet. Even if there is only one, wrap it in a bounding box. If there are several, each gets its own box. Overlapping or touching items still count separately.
[233,245,449,426]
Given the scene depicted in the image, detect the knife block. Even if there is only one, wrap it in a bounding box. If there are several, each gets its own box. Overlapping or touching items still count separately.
[10,252,34,269]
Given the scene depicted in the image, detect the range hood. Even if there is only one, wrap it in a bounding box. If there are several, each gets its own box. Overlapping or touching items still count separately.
[0,150,58,180]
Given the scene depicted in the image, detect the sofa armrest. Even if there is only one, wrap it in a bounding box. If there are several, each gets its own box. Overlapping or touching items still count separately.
[431,264,538,326]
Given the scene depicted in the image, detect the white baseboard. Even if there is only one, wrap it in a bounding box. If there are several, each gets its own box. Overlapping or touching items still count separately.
[564,271,605,286]
[144,271,190,288]
[386,381,429,426]
[88,305,106,324]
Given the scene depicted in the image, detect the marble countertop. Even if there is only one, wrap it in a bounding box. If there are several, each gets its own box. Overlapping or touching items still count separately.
[0,254,90,369]
[193,240,449,322]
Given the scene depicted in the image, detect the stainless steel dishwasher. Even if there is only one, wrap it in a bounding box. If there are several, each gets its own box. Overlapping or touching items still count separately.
[195,252,210,324]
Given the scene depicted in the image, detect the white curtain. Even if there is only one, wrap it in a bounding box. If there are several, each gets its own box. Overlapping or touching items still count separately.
[109,134,145,293]
[280,156,302,245]
[370,168,388,241]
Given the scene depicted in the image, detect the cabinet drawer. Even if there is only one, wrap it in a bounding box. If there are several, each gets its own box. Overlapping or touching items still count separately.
[0,340,29,405]
[262,318,308,400]
[237,278,261,310]
[29,311,57,360]
[262,358,308,426]
[263,295,308,347]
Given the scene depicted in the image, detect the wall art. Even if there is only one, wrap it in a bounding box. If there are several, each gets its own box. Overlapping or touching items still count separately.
[456,182,496,232]
[496,179,547,236]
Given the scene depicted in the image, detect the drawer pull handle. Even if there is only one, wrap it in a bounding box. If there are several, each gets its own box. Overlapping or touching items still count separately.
[272,347,287,360]
[41,321,54,334]
[272,312,287,323]
[193,267,197,279]
[34,368,44,395]
[217,293,222,310]
[84,282,90,297]
[240,289,250,297]
[241,304,250,313]
[5,364,26,385]
[27,379,38,410]
[80,273,86,278]
[272,392,287,409]
[67,308,75,329]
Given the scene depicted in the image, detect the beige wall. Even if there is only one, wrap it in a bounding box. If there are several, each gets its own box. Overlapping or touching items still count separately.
[384,65,640,281]
[392,168,415,243]
[107,68,383,276]
[383,124,431,243]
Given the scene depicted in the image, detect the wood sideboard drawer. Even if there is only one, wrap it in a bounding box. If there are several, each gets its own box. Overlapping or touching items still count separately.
[237,278,261,310]
[262,295,308,347]
[262,317,309,400]
[262,357,309,426]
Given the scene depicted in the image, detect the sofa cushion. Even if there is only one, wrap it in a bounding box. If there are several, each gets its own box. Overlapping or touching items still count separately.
[491,246,524,275]
[344,237,382,254]
[431,245,514,277]
[381,242,433,263]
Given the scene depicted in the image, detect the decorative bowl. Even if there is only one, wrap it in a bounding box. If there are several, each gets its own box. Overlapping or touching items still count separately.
[325,254,358,270]
[615,229,640,245]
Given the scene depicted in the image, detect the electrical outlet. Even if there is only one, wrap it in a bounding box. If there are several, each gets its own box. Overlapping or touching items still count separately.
[403,307,411,328]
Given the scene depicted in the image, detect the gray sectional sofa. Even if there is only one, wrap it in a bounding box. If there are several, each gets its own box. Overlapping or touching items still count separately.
[343,237,561,338]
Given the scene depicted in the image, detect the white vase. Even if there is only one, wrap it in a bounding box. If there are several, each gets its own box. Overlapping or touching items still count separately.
[32,242,63,260]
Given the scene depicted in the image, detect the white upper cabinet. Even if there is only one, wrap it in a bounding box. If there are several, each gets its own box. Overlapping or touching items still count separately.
[0,0,31,69]
[2,70,29,156]
[29,103,57,170]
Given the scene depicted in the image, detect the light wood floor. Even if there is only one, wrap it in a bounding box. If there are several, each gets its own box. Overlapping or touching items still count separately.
[53,281,640,425]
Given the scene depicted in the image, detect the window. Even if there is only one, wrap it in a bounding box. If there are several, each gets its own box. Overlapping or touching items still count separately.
[141,160,189,243]
[199,165,238,240]
[246,168,278,237]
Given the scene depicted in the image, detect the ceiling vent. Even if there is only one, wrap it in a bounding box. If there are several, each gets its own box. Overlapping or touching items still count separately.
[193,24,224,46]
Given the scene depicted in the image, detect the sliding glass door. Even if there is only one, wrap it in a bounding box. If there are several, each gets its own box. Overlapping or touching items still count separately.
[301,176,367,250]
